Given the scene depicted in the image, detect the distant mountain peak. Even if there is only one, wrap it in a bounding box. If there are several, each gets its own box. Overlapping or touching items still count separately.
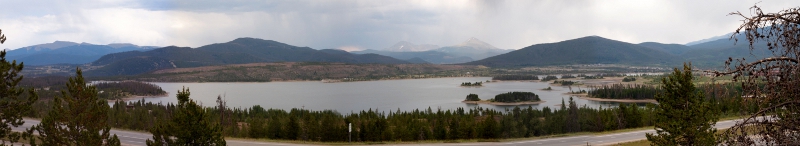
[383,41,439,52]
[107,43,137,49]
[685,32,735,46]
[456,37,499,50]
[18,41,79,51]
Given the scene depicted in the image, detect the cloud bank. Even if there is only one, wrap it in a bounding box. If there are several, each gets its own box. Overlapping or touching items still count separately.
[1,0,799,50]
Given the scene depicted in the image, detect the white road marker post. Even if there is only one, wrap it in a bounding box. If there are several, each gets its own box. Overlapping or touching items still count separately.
[349,123,352,143]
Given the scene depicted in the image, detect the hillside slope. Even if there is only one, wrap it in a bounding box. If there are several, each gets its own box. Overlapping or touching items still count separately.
[463,36,679,67]
[638,42,694,55]
[86,38,409,76]
[6,42,157,65]
[682,33,773,67]
[352,49,474,64]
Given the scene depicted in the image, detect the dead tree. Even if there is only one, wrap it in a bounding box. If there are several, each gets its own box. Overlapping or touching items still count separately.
[709,5,800,145]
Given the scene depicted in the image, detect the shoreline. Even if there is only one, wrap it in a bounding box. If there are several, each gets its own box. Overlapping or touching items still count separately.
[461,100,546,105]
[137,76,493,84]
[577,96,657,103]
[107,94,169,102]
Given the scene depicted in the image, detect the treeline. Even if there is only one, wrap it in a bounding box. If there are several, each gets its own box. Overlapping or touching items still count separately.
[588,84,661,99]
[541,76,558,81]
[103,97,751,142]
[553,80,577,86]
[583,76,604,79]
[19,76,166,100]
[622,77,636,82]
[52,98,664,141]
[492,75,539,80]
[597,73,625,77]
[465,94,480,101]
[492,92,540,103]
[96,81,168,99]
[561,74,576,79]
[21,91,754,143]
[588,83,744,100]
[460,82,483,86]
[19,76,69,90]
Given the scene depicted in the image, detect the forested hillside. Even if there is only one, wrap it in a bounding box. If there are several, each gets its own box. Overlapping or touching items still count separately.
[86,38,409,76]
[682,33,774,67]
[98,62,485,82]
[638,42,694,55]
[463,36,680,67]
[6,41,156,65]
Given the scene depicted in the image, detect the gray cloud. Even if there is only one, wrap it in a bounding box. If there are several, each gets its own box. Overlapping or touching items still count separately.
[1,0,799,51]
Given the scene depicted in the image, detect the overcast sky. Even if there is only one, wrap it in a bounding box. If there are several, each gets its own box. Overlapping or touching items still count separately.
[1,0,799,51]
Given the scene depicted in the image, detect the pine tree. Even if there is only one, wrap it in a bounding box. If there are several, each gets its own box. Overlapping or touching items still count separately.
[646,63,717,145]
[0,49,39,144]
[566,97,580,132]
[33,68,120,146]
[267,117,282,139]
[285,115,299,140]
[247,118,267,138]
[146,87,226,146]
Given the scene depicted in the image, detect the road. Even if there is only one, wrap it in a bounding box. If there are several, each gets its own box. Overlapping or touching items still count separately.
[11,118,741,146]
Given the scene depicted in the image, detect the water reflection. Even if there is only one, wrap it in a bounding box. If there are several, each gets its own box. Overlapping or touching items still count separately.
[120,77,652,113]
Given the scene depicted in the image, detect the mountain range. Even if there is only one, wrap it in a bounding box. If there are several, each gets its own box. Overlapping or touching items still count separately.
[352,37,511,64]
[5,41,158,65]
[462,36,680,67]
[8,31,767,77]
[84,38,410,76]
[381,41,440,52]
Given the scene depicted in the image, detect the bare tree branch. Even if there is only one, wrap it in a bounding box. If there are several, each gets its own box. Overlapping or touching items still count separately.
[718,4,800,145]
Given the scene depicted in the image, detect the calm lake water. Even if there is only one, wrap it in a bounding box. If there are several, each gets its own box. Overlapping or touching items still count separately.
[129,77,637,113]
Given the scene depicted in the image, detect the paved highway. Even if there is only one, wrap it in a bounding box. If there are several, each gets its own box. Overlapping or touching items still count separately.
[11,118,742,146]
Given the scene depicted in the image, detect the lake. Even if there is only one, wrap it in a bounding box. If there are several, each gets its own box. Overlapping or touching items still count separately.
[129,77,638,113]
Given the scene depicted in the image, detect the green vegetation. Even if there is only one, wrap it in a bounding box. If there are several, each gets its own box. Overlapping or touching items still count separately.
[460,82,483,86]
[542,86,552,90]
[97,63,488,82]
[560,74,576,79]
[491,75,539,80]
[588,84,661,100]
[646,63,717,145]
[492,92,540,103]
[465,94,480,101]
[104,101,672,142]
[147,88,226,145]
[32,69,120,146]
[462,36,680,67]
[552,80,577,86]
[96,81,167,99]
[14,84,750,143]
[569,90,586,94]
[583,76,604,79]
[541,76,558,81]
[622,76,636,82]
[598,73,625,77]
[86,38,411,76]
[0,49,39,144]
[20,76,167,100]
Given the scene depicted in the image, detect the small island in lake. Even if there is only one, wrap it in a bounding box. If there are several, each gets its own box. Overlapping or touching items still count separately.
[580,83,658,103]
[460,81,483,87]
[462,92,545,105]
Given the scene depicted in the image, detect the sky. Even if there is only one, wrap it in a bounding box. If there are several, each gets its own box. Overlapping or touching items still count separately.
[1,0,799,51]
